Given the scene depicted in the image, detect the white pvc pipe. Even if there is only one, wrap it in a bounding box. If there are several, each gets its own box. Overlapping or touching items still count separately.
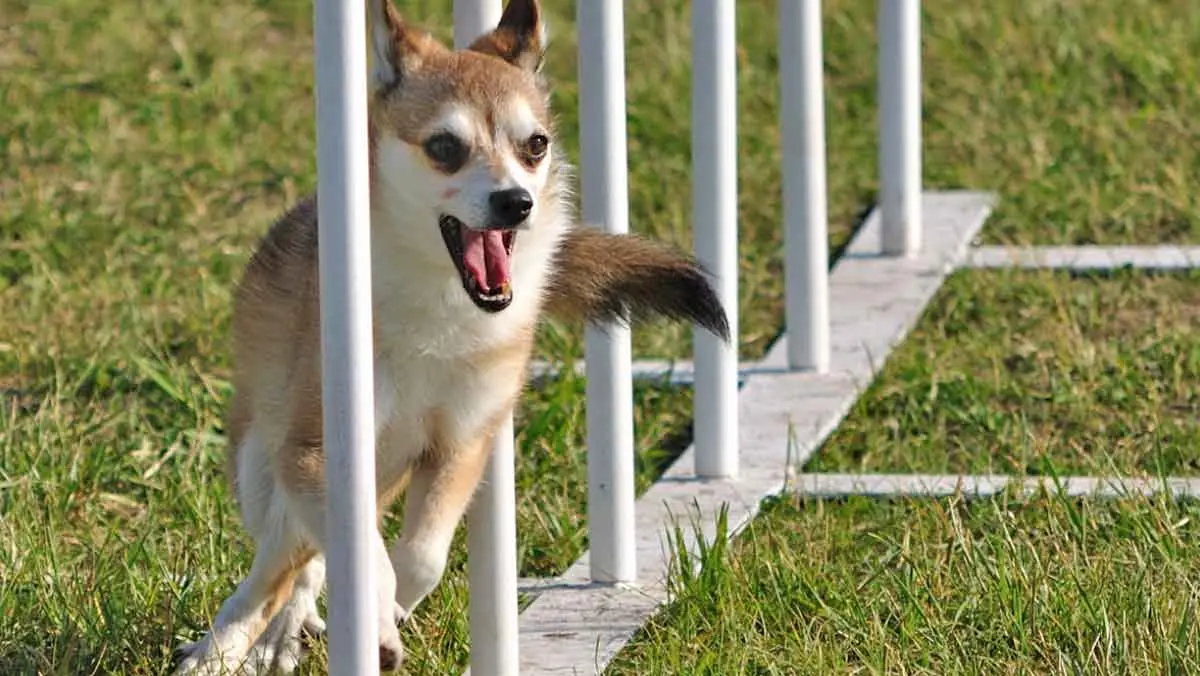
[578,0,637,583]
[691,0,739,478]
[466,416,519,675]
[454,0,501,45]
[452,3,519,675]
[314,0,378,673]
[878,0,922,256]
[780,0,830,373]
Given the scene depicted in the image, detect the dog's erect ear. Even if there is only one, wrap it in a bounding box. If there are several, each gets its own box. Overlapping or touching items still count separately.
[369,0,443,90]
[469,0,546,73]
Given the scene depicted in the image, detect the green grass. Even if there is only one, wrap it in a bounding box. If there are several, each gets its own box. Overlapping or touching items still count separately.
[2,0,1199,673]
[810,269,1200,477]
[611,492,1200,676]
[617,267,1200,673]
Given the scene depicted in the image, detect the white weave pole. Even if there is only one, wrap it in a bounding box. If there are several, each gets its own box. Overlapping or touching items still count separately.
[454,5,520,673]
[692,0,739,478]
[314,0,378,672]
[578,0,637,583]
[466,414,518,675]
[878,0,922,256]
[780,0,830,373]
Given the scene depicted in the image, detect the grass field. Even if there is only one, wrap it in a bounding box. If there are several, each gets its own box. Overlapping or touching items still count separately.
[811,268,1200,477]
[1,0,1198,673]
[610,492,1200,675]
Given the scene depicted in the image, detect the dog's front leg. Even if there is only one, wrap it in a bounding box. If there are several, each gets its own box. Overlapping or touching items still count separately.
[388,424,495,618]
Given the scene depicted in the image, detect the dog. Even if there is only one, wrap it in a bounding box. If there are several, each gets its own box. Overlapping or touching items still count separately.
[172,0,729,672]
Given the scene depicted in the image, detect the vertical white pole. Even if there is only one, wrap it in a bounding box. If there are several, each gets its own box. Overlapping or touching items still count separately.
[578,0,637,583]
[453,4,519,675]
[781,0,830,373]
[692,0,739,478]
[454,0,502,46]
[314,0,377,672]
[466,415,518,675]
[878,0,922,256]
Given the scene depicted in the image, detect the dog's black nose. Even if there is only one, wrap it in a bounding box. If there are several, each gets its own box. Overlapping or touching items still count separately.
[488,188,534,228]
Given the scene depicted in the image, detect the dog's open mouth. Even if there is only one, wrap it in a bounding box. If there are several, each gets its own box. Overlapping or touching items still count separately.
[439,215,516,313]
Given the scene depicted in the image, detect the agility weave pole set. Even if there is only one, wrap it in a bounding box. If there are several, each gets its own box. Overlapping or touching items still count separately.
[311,0,1200,673]
[312,0,925,673]
[312,0,950,673]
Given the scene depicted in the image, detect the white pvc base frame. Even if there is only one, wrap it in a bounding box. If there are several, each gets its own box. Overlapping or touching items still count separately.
[489,194,1200,675]
[965,245,1200,270]
[498,191,995,675]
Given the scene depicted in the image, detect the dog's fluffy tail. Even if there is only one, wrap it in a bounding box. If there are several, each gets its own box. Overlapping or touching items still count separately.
[543,228,731,342]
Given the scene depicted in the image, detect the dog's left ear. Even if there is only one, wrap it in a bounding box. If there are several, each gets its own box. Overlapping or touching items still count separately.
[469,0,546,73]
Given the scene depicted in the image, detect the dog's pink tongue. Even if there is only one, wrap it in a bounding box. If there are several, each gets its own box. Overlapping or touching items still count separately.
[461,229,512,292]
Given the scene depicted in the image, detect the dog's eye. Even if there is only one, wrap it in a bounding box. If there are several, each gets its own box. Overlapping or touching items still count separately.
[522,133,549,164]
[424,133,469,172]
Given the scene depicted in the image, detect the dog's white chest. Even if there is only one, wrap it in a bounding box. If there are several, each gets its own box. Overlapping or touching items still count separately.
[371,330,523,461]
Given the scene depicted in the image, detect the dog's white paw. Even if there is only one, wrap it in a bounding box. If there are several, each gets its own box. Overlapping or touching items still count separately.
[243,639,303,675]
[379,605,406,672]
[379,632,405,673]
[243,598,326,674]
[243,624,304,675]
[171,639,238,676]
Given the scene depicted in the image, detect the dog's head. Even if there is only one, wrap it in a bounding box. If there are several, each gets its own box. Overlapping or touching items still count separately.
[368,0,562,314]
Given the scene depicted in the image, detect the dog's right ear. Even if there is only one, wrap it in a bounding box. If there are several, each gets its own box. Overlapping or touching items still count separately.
[369,0,441,91]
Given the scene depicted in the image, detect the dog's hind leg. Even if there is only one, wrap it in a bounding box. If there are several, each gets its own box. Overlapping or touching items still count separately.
[243,554,326,674]
[284,488,406,671]
[173,502,310,675]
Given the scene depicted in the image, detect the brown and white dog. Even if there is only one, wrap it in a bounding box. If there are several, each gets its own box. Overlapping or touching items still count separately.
[173,0,729,672]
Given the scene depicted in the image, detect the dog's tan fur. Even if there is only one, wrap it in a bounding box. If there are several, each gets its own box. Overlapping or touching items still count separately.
[173,1,728,673]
